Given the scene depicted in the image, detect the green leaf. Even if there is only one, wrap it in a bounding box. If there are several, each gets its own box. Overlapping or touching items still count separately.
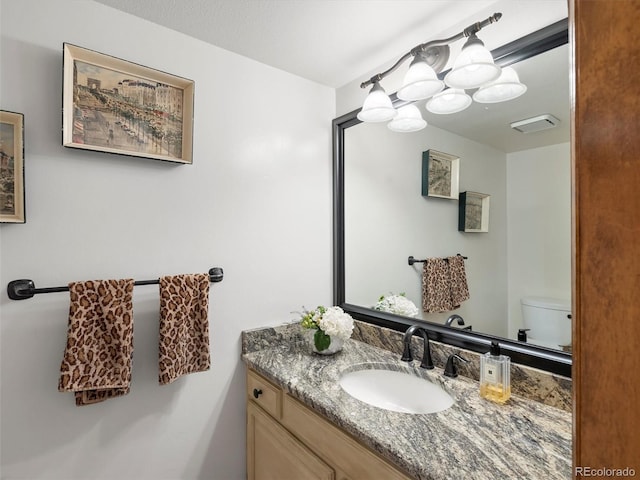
[314,329,331,351]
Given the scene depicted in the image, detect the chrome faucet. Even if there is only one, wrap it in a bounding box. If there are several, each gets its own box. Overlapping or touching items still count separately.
[445,314,465,327]
[400,325,434,369]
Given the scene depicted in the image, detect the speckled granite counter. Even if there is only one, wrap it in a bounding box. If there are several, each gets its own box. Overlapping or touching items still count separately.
[242,324,572,480]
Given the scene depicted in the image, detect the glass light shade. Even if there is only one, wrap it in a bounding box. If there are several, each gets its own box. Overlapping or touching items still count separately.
[426,89,472,114]
[397,57,444,101]
[387,104,427,132]
[444,35,501,89]
[357,83,397,122]
[472,67,527,103]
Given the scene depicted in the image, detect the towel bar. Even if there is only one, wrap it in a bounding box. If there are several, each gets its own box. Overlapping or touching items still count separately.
[6,267,224,301]
[408,255,467,266]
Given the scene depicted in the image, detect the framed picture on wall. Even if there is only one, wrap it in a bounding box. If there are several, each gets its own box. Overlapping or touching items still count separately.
[421,149,460,199]
[62,43,195,164]
[459,191,490,233]
[0,110,26,224]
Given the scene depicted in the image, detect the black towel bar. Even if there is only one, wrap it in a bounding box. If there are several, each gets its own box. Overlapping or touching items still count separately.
[408,255,467,266]
[6,267,224,301]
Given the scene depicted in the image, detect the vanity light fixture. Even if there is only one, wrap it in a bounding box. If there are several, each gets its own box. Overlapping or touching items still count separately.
[397,55,445,101]
[388,104,428,132]
[443,33,501,89]
[357,82,397,122]
[473,66,527,103]
[426,88,472,114]
[358,12,525,132]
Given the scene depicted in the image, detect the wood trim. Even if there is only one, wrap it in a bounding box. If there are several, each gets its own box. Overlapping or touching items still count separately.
[572,0,640,475]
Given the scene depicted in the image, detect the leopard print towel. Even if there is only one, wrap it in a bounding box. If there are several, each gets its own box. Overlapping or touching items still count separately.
[58,279,135,406]
[159,273,211,385]
[422,256,470,313]
[448,255,470,308]
[422,258,453,313]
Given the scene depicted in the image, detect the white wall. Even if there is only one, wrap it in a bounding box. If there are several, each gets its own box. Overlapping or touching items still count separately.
[506,142,571,338]
[345,121,508,336]
[342,126,571,342]
[0,1,334,479]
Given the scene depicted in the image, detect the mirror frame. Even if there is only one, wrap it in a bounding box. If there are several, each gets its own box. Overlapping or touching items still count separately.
[332,19,572,377]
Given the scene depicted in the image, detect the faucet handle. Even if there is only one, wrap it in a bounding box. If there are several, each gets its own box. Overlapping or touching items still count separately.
[444,353,469,378]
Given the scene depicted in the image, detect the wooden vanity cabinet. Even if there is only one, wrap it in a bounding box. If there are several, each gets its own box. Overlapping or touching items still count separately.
[246,369,413,480]
[247,402,335,480]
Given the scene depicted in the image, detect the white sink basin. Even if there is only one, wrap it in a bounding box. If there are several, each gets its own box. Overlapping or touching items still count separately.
[339,368,454,414]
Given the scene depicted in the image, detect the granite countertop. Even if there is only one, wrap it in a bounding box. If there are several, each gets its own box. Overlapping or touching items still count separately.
[242,334,571,480]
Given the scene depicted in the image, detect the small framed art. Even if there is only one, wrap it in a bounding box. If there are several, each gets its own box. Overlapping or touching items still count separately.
[459,191,490,233]
[0,110,25,224]
[62,43,195,164]
[421,149,460,199]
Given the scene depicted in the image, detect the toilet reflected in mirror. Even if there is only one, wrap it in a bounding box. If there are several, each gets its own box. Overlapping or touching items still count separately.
[520,296,571,351]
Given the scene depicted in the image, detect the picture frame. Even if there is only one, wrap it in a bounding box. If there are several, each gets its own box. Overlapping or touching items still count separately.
[421,149,460,199]
[62,43,194,164]
[0,110,26,224]
[458,191,490,233]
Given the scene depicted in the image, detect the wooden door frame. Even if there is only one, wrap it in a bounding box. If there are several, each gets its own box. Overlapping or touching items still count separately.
[572,0,640,475]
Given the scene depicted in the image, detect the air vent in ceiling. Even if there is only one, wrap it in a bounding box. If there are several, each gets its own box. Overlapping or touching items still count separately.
[510,114,560,133]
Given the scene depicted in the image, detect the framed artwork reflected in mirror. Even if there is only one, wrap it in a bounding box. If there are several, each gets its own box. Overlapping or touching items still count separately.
[459,191,490,233]
[421,149,460,200]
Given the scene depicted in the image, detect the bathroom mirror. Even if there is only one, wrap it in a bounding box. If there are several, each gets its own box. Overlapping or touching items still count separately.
[333,20,572,376]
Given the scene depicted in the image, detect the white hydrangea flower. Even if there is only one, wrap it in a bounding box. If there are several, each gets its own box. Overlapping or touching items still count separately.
[374,294,419,317]
[318,306,354,341]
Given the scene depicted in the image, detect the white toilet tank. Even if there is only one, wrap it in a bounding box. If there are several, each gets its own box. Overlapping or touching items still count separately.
[520,296,571,349]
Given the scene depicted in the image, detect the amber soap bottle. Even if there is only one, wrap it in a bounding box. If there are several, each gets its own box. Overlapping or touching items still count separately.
[480,341,511,403]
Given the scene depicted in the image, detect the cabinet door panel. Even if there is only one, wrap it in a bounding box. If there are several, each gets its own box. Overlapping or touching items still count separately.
[247,401,334,480]
[281,394,412,480]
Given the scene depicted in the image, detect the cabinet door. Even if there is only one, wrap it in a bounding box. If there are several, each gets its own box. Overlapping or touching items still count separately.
[247,401,335,480]
[281,395,413,480]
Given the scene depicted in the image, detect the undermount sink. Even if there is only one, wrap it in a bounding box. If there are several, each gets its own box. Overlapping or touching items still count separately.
[339,368,454,414]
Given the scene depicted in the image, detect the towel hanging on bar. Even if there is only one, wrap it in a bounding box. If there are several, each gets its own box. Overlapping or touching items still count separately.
[448,255,470,308]
[158,273,211,385]
[58,278,135,406]
[6,267,224,301]
[421,255,470,313]
[408,254,467,266]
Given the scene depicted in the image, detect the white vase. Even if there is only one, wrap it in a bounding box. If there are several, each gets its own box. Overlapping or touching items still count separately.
[305,329,344,355]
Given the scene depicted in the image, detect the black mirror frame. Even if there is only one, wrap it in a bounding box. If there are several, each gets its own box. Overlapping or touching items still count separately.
[332,19,572,377]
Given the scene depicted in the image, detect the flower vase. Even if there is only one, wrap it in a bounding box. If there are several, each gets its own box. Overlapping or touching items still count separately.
[305,329,344,355]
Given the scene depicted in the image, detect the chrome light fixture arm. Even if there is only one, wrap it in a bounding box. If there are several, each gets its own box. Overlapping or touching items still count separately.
[359,12,502,90]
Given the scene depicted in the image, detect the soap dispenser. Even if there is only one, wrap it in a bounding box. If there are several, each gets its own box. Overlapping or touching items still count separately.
[480,341,511,404]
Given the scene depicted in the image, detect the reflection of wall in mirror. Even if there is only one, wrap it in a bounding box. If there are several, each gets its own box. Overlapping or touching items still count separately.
[344,121,570,344]
[506,142,571,340]
[345,121,508,338]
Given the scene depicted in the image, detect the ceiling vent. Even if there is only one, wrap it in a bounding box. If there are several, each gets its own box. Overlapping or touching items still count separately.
[510,114,560,133]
